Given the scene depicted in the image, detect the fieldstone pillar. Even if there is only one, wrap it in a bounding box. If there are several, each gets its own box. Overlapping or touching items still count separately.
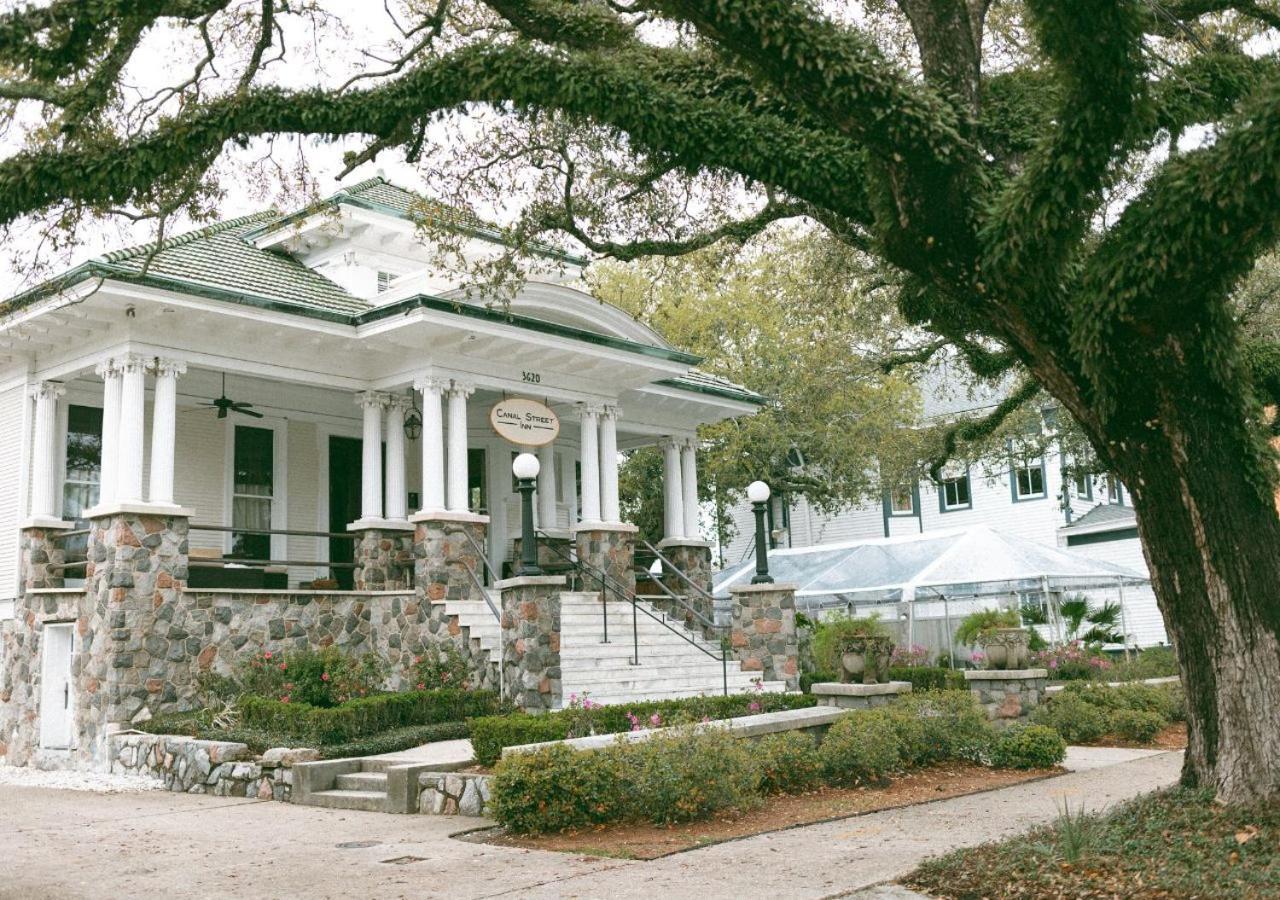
[19,526,69,593]
[352,529,415,590]
[964,668,1050,728]
[656,539,715,634]
[411,512,490,606]
[79,510,190,765]
[728,582,799,690]
[498,574,566,711]
[574,522,637,599]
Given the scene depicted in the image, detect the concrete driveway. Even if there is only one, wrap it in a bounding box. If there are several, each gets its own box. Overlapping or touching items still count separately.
[0,748,1180,900]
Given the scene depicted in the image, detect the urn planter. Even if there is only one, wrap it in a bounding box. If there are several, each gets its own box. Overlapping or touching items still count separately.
[839,636,893,684]
[979,627,1031,670]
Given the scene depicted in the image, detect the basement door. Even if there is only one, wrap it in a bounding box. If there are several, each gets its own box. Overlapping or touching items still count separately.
[39,623,75,749]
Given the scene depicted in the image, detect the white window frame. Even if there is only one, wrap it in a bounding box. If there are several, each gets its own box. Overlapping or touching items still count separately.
[940,471,972,512]
[1012,458,1047,501]
[223,417,288,561]
[888,483,916,516]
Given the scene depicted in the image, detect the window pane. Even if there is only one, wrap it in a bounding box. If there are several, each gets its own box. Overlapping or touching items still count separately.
[891,485,914,514]
[62,404,103,519]
[944,476,970,508]
[234,426,273,496]
[231,497,272,559]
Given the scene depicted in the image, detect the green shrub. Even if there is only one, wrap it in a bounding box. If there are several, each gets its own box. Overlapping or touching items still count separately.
[1063,681,1185,724]
[954,608,1020,647]
[1109,708,1166,743]
[1107,646,1180,682]
[318,722,470,759]
[812,612,893,672]
[407,643,472,691]
[886,666,967,692]
[490,728,761,834]
[468,692,816,766]
[820,711,901,785]
[990,724,1066,769]
[886,690,994,765]
[235,647,387,707]
[754,731,823,794]
[239,689,505,744]
[1031,692,1109,743]
[800,671,839,693]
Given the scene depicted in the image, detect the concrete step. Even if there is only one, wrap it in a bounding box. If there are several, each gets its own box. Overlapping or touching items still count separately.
[304,789,388,812]
[334,771,388,791]
[562,686,787,705]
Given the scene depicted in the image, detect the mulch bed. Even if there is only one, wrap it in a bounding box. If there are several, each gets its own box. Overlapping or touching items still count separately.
[1083,722,1187,751]
[465,763,1063,860]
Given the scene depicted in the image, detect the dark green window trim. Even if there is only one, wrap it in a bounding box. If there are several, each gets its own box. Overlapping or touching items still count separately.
[938,470,972,513]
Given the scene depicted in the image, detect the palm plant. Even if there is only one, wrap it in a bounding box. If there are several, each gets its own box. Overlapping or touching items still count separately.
[1058,594,1125,645]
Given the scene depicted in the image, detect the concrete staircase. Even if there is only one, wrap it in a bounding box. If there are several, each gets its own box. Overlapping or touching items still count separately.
[292,740,474,813]
[559,590,786,706]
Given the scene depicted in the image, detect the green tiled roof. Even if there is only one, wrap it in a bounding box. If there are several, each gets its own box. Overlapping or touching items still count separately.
[660,369,766,404]
[100,212,371,315]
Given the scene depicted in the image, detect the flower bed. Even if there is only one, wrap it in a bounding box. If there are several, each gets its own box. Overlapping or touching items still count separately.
[488,691,1065,834]
[467,691,817,767]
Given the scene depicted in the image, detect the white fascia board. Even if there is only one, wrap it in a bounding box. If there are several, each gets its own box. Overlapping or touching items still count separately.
[634,381,761,416]
[98,280,355,338]
[0,278,102,333]
[250,212,340,250]
[1057,517,1137,538]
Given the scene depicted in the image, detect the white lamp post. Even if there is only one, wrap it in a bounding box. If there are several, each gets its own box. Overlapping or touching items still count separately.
[747,480,773,584]
[513,452,542,576]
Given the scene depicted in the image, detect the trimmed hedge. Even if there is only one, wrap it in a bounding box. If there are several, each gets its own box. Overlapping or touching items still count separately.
[469,692,817,766]
[886,666,967,692]
[821,711,900,785]
[755,731,823,794]
[240,689,506,745]
[1032,681,1185,745]
[989,724,1066,769]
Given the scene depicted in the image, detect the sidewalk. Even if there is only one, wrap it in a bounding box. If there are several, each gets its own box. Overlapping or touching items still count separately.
[0,748,1182,900]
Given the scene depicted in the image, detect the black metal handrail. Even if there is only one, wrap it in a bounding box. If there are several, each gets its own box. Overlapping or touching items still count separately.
[536,530,729,695]
[444,527,502,623]
[637,537,719,618]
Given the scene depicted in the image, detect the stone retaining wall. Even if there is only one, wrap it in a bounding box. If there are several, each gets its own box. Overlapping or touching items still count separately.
[107,732,318,799]
[419,770,493,816]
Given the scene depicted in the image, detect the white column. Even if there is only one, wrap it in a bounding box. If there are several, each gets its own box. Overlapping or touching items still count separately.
[415,377,447,514]
[578,404,602,524]
[95,358,122,508]
[384,395,409,522]
[599,404,620,524]
[446,381,474,513]
[356,391,386,522]
[147,358,185,507]
[661,437,684,541]
[537,441,557,529]
[115,354,147,505]
[681,438,700,540]
[29,381,65,521]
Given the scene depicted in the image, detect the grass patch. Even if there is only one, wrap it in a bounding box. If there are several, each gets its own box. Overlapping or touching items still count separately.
[905,787,1278,899]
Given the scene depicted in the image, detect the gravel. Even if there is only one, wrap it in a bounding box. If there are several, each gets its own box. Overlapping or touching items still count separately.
[0,764,163,793]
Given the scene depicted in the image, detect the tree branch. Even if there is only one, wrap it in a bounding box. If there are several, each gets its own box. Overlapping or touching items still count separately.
[927,377,1042,479]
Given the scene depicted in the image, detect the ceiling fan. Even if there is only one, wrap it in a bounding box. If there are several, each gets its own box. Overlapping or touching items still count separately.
[201,373,263,419]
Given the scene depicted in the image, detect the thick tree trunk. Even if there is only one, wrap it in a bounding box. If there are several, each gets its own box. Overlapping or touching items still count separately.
[1119,402,1280,805]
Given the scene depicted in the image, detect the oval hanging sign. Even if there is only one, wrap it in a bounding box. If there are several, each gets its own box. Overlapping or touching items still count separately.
[490,397,560,447]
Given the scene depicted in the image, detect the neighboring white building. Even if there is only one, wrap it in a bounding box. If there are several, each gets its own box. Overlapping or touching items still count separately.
[722,377,1169,648]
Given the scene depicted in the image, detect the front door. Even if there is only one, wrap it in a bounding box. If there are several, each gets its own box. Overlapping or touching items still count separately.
[329,436,363,590]
[39,623,74,749]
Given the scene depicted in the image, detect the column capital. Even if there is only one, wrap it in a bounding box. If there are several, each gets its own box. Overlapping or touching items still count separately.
[117,352,149,374]
[414,375,450,394]
[447,379,475,399]
[31,380,66,401]
[385,393,414,413]
[94,357,120,379]
[660,435,683,451]
[355,390,390,410]
[150,357,187,378]
[601,403,621,421]
[683,435,699,451]
[577,401,605,419]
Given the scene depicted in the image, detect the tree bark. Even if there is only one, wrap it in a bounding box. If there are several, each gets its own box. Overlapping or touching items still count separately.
[1114,383,1280,805]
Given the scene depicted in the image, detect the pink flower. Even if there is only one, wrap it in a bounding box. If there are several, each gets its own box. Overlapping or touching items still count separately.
[263,651,272,660]
[280,694,290,703]
[749,701,761,713]
[649,713,661,727]
[279,662,287,671]
[321,672,330,682]
[417,682,426,690]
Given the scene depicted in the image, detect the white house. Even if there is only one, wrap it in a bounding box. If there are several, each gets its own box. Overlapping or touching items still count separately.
[722,374,1168,649]
[0,179,779,768]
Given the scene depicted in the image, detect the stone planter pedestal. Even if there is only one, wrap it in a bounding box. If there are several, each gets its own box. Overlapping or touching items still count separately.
[964,668,1049,727]
[811,681,913,710]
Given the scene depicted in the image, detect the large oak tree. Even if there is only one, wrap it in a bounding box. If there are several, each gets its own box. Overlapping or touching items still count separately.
[1,0,1278,803]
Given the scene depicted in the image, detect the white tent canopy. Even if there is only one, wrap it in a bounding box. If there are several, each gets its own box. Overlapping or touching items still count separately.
[714,525,1146,608]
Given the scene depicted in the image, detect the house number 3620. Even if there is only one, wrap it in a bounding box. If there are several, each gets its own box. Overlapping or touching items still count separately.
[521,371,541,384]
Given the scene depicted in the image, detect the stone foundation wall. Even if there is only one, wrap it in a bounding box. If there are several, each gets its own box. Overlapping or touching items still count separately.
[108,732,315,799]
[499,576,565,711]
[965,668,1049,727]
[728,583,799,690]
[353,528,415,590]
[419,770,492,816]
[574,525,637,599]
[0,590,81,766]
[657,541,714,639]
